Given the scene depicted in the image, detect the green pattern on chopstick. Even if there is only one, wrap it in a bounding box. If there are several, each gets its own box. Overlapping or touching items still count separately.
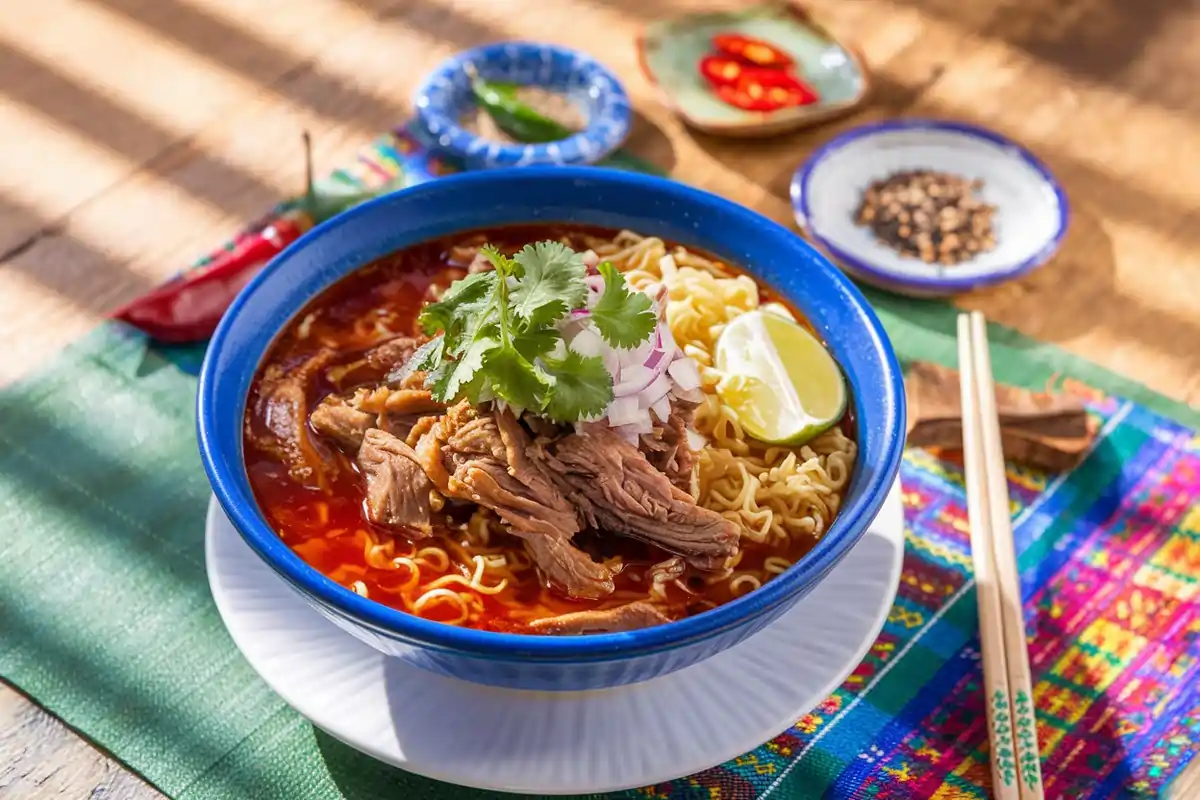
[1014,688,1044,791]
[992,688,1018,787]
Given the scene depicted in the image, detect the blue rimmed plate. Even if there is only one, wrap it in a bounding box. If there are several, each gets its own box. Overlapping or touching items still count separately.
[412,42,632,170]
[791,119,1069,297]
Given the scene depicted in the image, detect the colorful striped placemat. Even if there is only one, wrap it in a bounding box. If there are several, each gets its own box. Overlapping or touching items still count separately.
[0,126,1195,799]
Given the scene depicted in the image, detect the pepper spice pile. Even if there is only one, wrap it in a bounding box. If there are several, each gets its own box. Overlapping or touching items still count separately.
[854,170,998,265]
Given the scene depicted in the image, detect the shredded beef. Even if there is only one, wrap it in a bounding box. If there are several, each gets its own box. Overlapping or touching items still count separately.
[528,602,671,634]
[357,429,434,537]
[310,396,373,451]
[639,398,699,493]
[533,426,739,569]
[364,335,428,374]
[247,349,335,483]
[414,401,613,599]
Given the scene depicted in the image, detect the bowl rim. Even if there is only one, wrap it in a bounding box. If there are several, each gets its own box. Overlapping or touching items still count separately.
[197,166,906,662]
[790,117,1070,293]
[412,41,632,168]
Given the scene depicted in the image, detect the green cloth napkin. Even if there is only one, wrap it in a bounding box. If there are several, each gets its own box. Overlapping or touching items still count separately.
[0,295,1192,799]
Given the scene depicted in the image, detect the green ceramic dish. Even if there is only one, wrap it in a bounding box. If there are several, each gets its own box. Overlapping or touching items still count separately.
[638,2,870,137]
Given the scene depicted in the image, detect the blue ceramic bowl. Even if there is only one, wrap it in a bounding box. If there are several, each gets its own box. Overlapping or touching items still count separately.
[197,168,906,691]
[412,42,632,169]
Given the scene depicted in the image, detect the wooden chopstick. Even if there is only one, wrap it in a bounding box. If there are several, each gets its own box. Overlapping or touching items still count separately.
[969,312,1045,799]
[957,312,1045,800]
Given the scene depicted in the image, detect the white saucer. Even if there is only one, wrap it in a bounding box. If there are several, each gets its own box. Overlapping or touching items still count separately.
[206,480,903,795]
[791,119,1067,297]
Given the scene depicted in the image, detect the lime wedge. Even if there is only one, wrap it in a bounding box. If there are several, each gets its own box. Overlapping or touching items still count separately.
[759,301,797,322]
[715,309,847,446]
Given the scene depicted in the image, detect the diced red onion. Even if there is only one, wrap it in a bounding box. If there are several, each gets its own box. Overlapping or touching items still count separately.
[638,372,672,410]
[607,396,643,427]
[582,250,599,270]
[650,394,672,423]
[658,323,678,355]
[568,326,605,358]
[584,275,606,293]
[671,385,705,404]
[667,358,701,391]
[625,338,655,368]
[569,308,591,319]
[613,426,641,445]
[602,349,621,377]
[644,348,667,370]
[614,416,654,438]
[685,428,707,451]
[613,364,654,396]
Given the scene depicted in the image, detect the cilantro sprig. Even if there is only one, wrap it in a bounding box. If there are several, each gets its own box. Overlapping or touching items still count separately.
[409,241,657,422]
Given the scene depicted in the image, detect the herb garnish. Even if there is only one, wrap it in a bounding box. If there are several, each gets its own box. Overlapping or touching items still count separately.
[407,241,657,422]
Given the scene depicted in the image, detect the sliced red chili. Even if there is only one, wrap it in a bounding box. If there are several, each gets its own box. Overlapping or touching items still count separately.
[112,213,311,343]
[714,69,819,113]
[712,33,795,70]
[698,55,746,87]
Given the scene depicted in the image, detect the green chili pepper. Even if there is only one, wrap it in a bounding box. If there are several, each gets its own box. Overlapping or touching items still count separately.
[470,76,570,143]
[298,132,406,223]
[469,75,665,176]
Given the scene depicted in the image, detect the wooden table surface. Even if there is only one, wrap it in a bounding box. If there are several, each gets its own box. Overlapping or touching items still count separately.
[2,0,1198,796]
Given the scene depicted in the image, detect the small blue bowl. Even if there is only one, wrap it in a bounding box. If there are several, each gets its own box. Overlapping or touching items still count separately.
[791,119,1069,297]
[197,168,905,691]
[412,42,632,170]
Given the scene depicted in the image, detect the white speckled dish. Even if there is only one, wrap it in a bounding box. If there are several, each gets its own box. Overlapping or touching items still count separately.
[206,481,903,795]
[791,119,1068,297]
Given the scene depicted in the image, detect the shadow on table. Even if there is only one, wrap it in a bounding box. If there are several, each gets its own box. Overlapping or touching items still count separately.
[884,0,1200,120]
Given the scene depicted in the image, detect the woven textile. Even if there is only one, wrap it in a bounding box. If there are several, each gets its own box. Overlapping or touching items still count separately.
[0,128,1195,800]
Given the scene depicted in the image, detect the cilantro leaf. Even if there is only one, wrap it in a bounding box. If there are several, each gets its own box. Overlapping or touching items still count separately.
[479,244,511,273]
[451,299,498,357]
[510,242,588,326]
[512,326,561,362]
[388,334,443,384]
[428,336,497,403]
[541,351,613,422]
[419,270,496,339]
[590,261,656,348]
[482,347,552,412]
[411,239,625,422]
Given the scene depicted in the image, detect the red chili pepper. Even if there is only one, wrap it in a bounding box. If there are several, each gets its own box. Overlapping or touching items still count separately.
[712,33,795,70]
[714,69,819,113]
[112,213,311,343]
[698,55,747,87]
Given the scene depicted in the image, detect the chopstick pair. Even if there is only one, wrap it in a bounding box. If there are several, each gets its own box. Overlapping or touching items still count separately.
[957,312,1045,800]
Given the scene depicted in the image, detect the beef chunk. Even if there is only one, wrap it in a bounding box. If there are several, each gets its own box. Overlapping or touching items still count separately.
[639,398,699,493]
[374,387,445,418]
[424,402,579,537]
[534,427,739,569]
[357,429,433,537]
[364,335,428,374]
[314,385,444,445]
[528,602,671,634]
[247,349,335,483]
[415,401,613,599]
[521,534,615,600]
[310,395,373,451]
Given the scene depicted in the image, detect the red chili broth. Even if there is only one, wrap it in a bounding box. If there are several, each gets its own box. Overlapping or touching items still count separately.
[244,225,854,632]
